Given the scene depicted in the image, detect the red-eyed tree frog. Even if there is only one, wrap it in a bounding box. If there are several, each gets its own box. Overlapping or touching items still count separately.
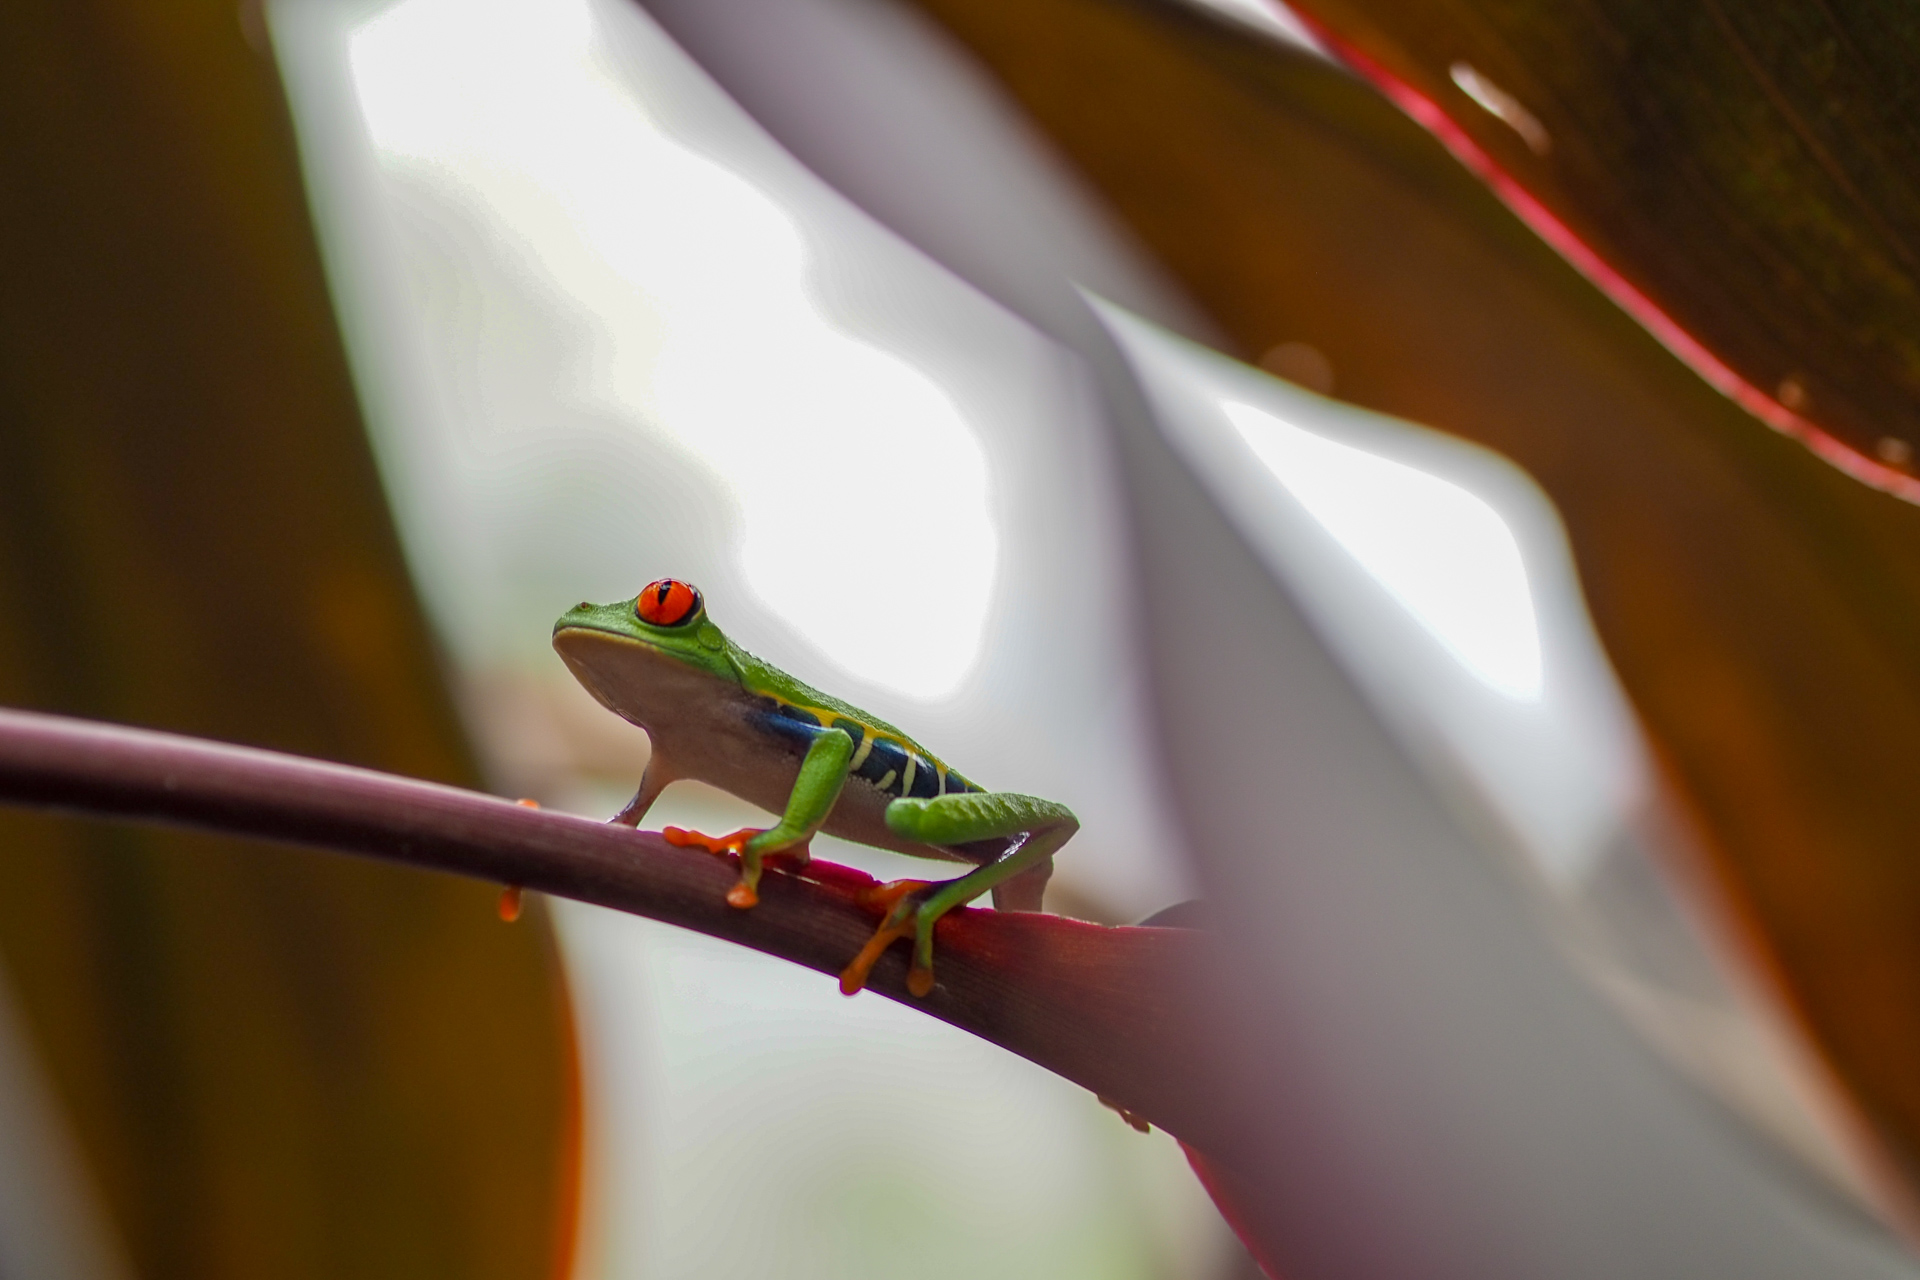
[553,579,1078,997]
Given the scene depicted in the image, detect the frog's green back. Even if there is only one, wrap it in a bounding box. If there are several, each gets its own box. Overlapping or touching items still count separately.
[705,628,989,800]
[723,641,933,752]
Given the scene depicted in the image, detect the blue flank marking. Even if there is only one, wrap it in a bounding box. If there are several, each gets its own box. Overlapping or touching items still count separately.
[753,699,981,800]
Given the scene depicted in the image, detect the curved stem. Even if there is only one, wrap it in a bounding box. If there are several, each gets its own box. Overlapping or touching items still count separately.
[0,708,1228,1161]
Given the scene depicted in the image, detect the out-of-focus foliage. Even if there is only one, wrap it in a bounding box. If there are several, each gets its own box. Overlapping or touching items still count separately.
[907,0,1920,1194]
[0,3,576,1278]
[1293,0,1920,481]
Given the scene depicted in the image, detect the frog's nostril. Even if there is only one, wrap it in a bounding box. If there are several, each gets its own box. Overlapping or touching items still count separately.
[576,601,592,610]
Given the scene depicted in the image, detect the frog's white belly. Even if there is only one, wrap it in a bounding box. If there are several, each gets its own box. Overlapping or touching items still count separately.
[649,701,971,865]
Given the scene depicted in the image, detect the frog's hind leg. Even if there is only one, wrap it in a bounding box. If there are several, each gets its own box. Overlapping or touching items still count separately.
[839,793,1076,998]
[990,857,1052,912]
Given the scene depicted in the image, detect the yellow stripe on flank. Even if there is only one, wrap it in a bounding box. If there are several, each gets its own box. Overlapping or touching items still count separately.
[760,691,964,783]
[786,700,909,750]
[876,769,897,791]
[900,753,918,796]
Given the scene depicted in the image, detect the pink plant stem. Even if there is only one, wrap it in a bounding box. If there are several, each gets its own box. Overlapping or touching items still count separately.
[0,708,1235,1168]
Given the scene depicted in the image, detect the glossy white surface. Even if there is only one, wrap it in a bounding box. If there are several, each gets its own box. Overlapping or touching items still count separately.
[1100,302,1641,885]
[1095,297,1901,1243]
[1180,0,1332,56]
[1221,399,1543,701]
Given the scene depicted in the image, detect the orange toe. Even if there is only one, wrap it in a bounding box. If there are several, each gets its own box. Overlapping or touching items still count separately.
[840,880,937,995]
[838,917,916,996]
[665,828,811,912]
[663,826,758,856]
[857,878,932,916]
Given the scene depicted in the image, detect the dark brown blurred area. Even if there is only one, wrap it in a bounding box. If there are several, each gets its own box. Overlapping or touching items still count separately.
[909,0,1920,1199]
[1290,0,1920,483]
[0,2,576,1277]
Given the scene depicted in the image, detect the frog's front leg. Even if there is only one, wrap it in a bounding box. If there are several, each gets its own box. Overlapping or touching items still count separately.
[610,754,675,827]
[664,728,853,908]
[839,793,1077,998]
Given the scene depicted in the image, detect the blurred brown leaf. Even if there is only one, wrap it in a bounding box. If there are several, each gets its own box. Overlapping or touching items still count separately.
[1286,0,1920,492]
[0,1,576,1277]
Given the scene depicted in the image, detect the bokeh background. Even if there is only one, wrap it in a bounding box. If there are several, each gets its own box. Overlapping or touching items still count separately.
[286,0,1237,1275]
[10,0,1920,1276]
[5,0,1237,1275]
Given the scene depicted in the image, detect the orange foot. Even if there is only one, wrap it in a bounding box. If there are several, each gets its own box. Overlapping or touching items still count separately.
[662,827,810,909]
[838,879,935,998]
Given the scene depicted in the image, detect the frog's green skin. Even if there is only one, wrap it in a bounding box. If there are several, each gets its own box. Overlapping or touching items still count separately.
[552,587,1077,996]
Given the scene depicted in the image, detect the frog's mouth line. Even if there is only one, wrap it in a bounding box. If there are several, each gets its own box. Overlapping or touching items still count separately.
[552,621,643,644]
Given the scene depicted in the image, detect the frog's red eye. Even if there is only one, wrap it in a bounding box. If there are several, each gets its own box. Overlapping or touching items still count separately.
[636,578,700,627]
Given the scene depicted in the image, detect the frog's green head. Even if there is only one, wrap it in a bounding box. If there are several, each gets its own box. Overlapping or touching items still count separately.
[552,579,737,721]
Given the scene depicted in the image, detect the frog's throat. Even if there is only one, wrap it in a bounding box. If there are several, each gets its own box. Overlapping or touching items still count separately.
[552,624,735,728]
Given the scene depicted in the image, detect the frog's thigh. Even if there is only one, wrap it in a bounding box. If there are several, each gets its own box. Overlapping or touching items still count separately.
[887,793,1076,912]
[883,791,1075,846]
